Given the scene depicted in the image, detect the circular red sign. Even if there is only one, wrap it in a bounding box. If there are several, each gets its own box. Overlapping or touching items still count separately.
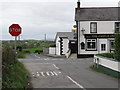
[9,24,22,36]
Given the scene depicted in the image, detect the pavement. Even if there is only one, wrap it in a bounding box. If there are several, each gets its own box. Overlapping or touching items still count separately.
[19,54,119,89]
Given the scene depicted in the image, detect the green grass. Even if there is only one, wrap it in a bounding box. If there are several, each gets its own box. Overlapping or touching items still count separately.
[2,61,29,88]
[17,52,26,58]
[90,65,119,78]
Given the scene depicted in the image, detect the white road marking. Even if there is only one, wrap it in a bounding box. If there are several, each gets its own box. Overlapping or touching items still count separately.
[34,55,40,58]
[53,64,59,69]
[50,72,54,76]
[67,76,85,89]
[46,72,50,76]
[53,71,58,76]
[40,72,45,77]
[37,73,40,77]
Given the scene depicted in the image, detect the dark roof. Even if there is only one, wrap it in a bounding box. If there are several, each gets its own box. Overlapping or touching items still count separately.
[55,32,76,41]
[75,7,120,21]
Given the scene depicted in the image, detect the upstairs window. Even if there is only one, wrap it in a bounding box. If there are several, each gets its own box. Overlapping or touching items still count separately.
[90,22,97,33]
[115,22,120,33]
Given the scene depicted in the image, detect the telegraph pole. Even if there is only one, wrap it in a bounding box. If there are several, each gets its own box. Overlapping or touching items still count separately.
[45,34,46,41]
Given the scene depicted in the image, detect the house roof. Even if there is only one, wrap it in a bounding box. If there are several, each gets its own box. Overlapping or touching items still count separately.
[75,7,120,21]
[55,32,76,41]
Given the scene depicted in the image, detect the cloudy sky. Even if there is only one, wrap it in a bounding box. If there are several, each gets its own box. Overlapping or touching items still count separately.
[1,0,119,40]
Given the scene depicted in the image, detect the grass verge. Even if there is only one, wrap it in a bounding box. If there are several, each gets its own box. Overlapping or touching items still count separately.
[2,61,29,88]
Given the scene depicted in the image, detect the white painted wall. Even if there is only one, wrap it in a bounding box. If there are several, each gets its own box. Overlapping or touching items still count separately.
[80,21,116,34]
[98,39,108,53]
[56,36,60,55]
[62,38,69,54]
[78,21,116,55]
[49,47,56,55]
[94,55,120,72]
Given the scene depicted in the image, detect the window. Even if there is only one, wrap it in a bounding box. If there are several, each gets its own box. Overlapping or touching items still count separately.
[110,40,114,50]
[87,39,96,50]
[101,44,106,51]
[90,22,97,33]
[115,22,120,33]
[81,42,85,49]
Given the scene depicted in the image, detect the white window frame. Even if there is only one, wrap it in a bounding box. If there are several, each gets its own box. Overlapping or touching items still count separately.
[86,39,97,50]
[115,22,120,33]
[90,22,97,33]
[101,44,106,51]
[110,40,115,50]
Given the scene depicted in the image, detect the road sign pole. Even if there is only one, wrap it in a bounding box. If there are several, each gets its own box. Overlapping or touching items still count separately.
[15,36,17,52]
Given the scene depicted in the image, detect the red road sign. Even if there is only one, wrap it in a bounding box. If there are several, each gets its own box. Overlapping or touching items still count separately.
[9,24,22,36]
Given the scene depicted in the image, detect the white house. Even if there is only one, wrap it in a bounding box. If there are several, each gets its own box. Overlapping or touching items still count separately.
[55,32,77,56]
[75,1,120,58]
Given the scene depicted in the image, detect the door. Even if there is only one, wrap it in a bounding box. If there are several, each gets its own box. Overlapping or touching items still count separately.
[69,41,77,53]
[99,39,108,53]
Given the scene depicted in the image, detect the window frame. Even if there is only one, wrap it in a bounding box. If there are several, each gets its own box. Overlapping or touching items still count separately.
[101,44,106,51]
[115,22,120,33]
[86,39,97,51]
[90,22,97,33]
[110,40,115,50]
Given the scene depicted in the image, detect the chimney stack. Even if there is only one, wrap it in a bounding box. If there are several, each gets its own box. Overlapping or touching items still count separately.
[77,0,80,9]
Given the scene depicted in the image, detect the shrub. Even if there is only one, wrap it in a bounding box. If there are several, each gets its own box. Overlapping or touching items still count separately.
[114,34,120,61]
[2,45,29,88]
[97,53,114,59]
[23,50,31,54]
[2,45,17,66]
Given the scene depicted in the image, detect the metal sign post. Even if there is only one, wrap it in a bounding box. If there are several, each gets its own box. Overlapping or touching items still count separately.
[9,24,22,55]
[15,36,17,52]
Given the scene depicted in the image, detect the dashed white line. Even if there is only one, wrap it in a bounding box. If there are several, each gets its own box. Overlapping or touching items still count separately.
[40,72,45,77]
[53,71,58,76]
[50,72,55,76]
[46,72,50,76]
[67,76,85,89]
[53,64,59,69]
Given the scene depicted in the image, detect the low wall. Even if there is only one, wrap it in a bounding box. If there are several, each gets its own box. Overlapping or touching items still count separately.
[94,55,120,77]
[65,49,71,58]
[43,48,49,54]
[49,47,56,55]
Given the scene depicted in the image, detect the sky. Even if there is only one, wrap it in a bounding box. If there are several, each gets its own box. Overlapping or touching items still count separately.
[1,0,120,40]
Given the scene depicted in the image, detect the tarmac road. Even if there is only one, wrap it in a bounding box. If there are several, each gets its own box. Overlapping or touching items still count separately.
[19,54,119,89]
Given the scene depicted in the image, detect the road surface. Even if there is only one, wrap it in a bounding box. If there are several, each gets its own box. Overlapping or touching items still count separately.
[19,54,119,89]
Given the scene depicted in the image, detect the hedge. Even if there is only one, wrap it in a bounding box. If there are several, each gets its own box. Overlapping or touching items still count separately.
[114,34,120,61]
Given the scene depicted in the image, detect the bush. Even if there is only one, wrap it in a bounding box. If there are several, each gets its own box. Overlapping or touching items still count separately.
[23,50,31,54]
[2,45,29,88]
[114,34,120,61]
[97,53,114,59]
[2,45,17,66]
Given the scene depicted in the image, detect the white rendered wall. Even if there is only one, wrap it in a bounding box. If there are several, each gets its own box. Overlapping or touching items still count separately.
[98,39,108,54]
[94,55,120,72]
[56,36,60,55]
[62,38,69,54]
[49,47,56,55]
[80,21,116,34]
[78,21,116,55]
